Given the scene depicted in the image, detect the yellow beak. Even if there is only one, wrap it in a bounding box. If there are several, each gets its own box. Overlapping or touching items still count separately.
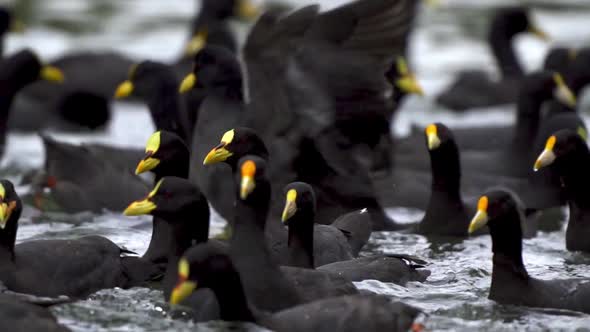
[235,0,260,20]
[554,82,577,109]
[10,19,25,33]
[0,203,8,229]
[427,132,441,150]
[534,148,556,172]
[396,74,424,96]
[528,25,550,41]
[0,201,16,229]
[240,175,255,200]
[578,127,588,141]
[203,146,233,165]
[169,280,197,305]
[184,33,207,56]
[135,157,160,175]
[40,66,65,83]
[123,199,157,216]
[115,80,134,99]
[282,200,297,223]
[423,0,440,7]
[179,73,197,94]
[0,205,8,230]
[468,209,489,234]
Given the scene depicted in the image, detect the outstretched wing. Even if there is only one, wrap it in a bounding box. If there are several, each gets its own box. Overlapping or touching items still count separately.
[242,6,321,137]
[306,0,417,63]
[243,0,418,139]
[241,1,419,223]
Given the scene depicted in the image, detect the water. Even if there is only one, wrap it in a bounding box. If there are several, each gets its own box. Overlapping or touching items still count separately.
[3,0,590,330]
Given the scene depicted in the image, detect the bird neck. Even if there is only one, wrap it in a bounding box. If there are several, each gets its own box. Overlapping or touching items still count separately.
[0,213,18,262]
[160,203,209,262]
[210,268,258,323]
[388,77,406,112]
[543,100,574,118]
[234,196,269,236]
[231,197,271,268]
[566,199,590,252]
[162,209,209,299]
[490,211,529,282]
[219,83,244,102]
[204,75,244,102]
[390,83,405,104]
[230,189,303,312]
[0,85,20,138]
[491,252,530,296]
[513,92,542,152]
[170,203,211,256]
[287,215,315,269]
[153,157,190,181]
[488,22,523,78]
[558,150,590,207]
[173,219,200,258]
[422,144,466,236]
[198,1,233,22]
[568,70,590,98]
[147,79,191,144]
[142,216,174,265]
[430,144,461,195]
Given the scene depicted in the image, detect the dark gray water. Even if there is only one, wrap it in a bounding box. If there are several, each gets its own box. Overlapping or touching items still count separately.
[4,0,590,330]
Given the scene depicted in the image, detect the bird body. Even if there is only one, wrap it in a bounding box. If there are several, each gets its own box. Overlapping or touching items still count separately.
[0,180,159,298]
[469,189,590,314]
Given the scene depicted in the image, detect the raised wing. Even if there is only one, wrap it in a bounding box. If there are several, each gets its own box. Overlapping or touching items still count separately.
[306,0,418,63]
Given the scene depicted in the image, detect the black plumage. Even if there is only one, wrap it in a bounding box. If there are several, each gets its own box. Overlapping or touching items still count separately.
[170,242,422,331]
[136,130,190,181]
[525,112,587,210]
[279,180,427,285]
[366,57,423,173]
[200,127,398,255]
[187,48,249,221]
[543,47,577,73]
[135,131,190,271]
[9,0,246,132]
[436,7,548,111]
[468,189,590,314]
[174,0,241,71]
[396,46,586,156]
[0,50,64,159]
[317,254,429,284]
[10,51,131,132]
[417,123,540,237]
[123,176,218,321]
[114,61,192,144]
[228,156,357,313]
[280,182,364,268]
[176,0,257,127]
[32,134,148,213]
[182,0,419,231]
[417,123,471,236]
[0,7,19,56]
[0,294,70,332]
[0,180,159,298]
[400,71,576,175]
[533,129,590,252]
[377,123,537,238]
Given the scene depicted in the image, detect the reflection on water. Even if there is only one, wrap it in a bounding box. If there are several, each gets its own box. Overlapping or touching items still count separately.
[3,0,590,330]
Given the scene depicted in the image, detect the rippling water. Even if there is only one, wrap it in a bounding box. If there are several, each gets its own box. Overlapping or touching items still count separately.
[4,0,590,330]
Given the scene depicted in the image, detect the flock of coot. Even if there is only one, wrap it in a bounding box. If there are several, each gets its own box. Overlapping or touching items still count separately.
[0,0,589,331]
